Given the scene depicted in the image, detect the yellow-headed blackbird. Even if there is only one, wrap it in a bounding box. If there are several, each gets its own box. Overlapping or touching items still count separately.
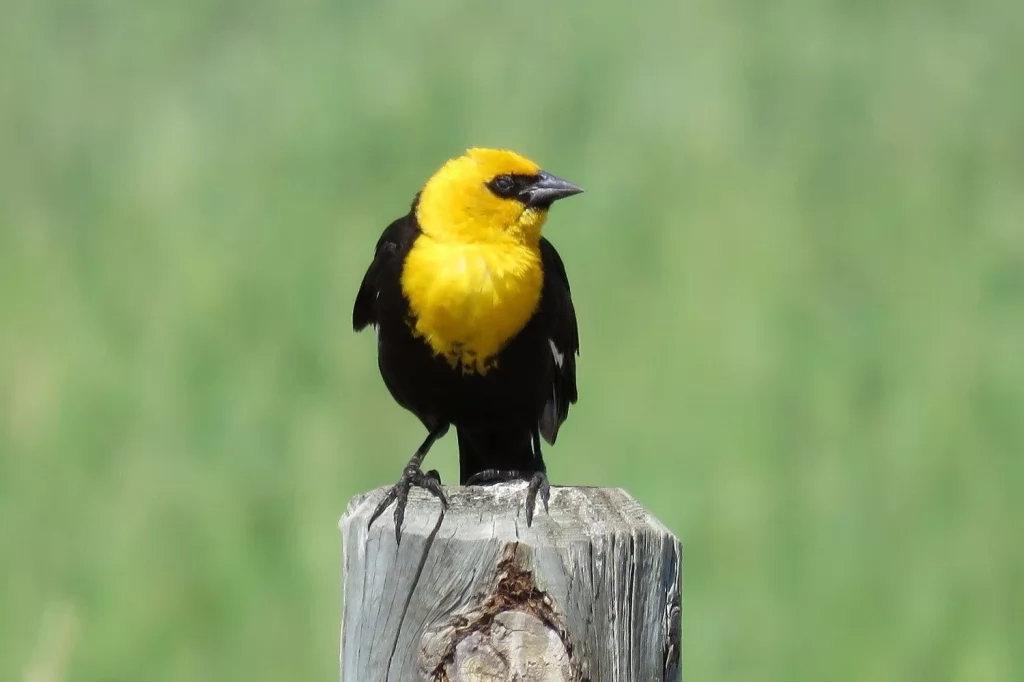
[352,148,583,542]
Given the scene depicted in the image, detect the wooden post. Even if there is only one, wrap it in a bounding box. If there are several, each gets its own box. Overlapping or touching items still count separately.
[340,484,682,682]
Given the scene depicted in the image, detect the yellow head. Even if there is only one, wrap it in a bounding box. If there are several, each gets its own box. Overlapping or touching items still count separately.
[415,148,583,245]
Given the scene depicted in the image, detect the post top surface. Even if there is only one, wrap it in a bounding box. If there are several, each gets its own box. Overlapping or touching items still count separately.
[340,484,677,545]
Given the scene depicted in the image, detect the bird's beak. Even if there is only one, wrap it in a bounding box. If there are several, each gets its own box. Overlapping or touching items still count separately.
[520,170,584,209]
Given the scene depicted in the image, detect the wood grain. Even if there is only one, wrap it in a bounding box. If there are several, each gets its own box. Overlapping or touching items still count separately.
[340,484,681,682]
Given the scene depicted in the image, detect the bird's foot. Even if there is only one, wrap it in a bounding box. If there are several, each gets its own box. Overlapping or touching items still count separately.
[367,464,446,546]
[464,469,550,527]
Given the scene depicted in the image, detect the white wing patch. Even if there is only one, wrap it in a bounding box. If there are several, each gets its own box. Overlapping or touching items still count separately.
[548,338,564,368]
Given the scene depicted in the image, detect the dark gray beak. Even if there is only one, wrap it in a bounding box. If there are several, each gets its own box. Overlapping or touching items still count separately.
[520,170,584,209]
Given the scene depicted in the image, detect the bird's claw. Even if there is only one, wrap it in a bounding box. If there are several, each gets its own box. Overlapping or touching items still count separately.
[367,463,447,545]
[465,469,550,527]
[524,471,551,527]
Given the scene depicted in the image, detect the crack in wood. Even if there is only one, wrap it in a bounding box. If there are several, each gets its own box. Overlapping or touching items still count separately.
[385,506,447,681]
[663,570,682,680]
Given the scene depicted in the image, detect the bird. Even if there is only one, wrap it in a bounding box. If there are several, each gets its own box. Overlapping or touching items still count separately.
[351,147,583,543]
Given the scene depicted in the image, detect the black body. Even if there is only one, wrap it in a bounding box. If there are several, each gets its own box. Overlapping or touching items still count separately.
[352,200,579,484]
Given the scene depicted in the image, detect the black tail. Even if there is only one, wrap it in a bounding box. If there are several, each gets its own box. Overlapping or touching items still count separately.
[456,425,544,484]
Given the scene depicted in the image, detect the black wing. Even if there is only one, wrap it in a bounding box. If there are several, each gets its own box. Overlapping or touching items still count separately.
[352,212,418,331]
[538,237,580,445]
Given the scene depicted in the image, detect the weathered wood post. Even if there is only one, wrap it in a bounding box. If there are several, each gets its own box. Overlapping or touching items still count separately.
[340,484,681,681]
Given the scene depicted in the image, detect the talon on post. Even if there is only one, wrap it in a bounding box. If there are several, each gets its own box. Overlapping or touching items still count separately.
[524,470,551,527]
[367,463,447,546]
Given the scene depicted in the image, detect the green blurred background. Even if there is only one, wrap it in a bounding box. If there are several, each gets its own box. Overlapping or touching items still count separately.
[2,0,1022,679]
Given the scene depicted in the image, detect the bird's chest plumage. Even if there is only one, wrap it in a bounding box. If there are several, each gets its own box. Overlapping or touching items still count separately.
[400,236,543,374]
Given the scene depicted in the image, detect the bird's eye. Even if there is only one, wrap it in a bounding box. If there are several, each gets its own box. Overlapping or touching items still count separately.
[492,175,515,194]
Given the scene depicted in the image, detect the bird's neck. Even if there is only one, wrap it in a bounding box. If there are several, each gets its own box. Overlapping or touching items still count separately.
[400,235,544,375]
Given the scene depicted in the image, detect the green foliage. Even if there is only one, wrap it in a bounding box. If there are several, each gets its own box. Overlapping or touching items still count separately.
[2,0,1022,680]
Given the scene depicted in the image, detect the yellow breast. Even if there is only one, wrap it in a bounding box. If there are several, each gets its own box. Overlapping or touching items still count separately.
[401,235,544,374]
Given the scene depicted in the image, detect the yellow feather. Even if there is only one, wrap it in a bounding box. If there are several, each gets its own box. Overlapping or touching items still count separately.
[401,148,550,374]
[402,236,543,375]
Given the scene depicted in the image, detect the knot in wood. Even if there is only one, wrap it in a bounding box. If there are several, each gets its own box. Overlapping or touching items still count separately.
[448,610,571,682]
[425,545,584,682]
